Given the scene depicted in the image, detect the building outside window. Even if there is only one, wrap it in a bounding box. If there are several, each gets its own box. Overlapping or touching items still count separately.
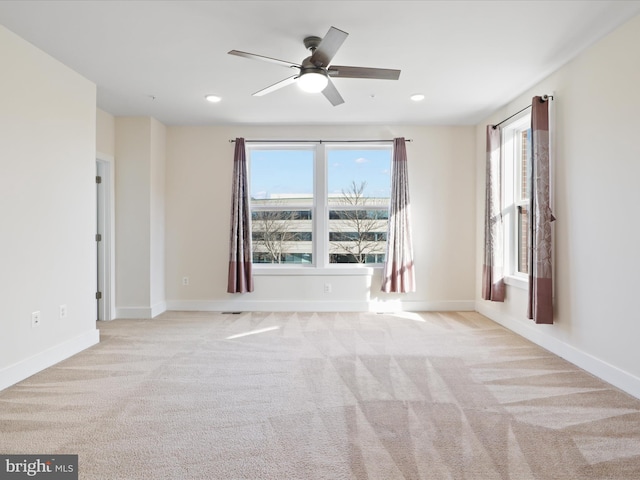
[501,114,531,281]
[248,143,392,267]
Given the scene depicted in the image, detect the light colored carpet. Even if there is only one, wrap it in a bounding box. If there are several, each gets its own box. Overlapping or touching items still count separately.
[1,311,640,479]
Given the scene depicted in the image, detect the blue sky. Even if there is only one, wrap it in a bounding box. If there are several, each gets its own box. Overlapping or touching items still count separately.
[250,148,391,199]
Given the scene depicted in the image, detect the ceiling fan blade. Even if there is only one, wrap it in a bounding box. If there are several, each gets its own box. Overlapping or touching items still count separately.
[228,50,300,69]
[322,77,345,107]
[310,26,348,67]
[252,75,298,97]
[327,65,401,80]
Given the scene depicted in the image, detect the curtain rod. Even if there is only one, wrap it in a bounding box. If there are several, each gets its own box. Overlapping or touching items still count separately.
[492,95,554,129]
[228,139,412,143]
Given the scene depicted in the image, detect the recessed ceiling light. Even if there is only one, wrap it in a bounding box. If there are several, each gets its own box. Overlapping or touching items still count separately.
[410,94,425,102]
[205,94,222,103]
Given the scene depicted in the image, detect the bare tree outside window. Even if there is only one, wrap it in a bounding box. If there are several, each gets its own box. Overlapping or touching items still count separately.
[252,209,301,263]
[330,180,388,263]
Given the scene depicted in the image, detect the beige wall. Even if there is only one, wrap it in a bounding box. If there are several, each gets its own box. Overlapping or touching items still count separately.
[475,14,640,397]
[0,25,99,389]
[150,118,166,312]
[114,117,166,318]
[96,108,115,157]
[165,125,476,311]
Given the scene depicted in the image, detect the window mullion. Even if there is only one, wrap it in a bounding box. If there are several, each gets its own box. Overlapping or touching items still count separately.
[315,143,328,268]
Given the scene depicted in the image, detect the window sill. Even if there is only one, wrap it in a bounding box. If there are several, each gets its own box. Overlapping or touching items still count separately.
[253,265,380,276]
[504,275,528,290]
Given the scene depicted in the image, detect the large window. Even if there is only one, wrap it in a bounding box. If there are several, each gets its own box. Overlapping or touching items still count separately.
[248,143,392,267]
[502,114,531,280]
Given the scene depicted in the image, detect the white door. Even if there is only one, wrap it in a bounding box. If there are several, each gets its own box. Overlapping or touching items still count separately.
[96,158,113,320]
[96,162,106,320]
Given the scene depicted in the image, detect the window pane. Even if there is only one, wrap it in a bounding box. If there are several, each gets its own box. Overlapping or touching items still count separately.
[518,129,531,202]
[250,149,314,207]
[249,149,314,265]
[517,205,529,274]
[328,208,388,264]
[251,209,312,264]
[327,148,391,264]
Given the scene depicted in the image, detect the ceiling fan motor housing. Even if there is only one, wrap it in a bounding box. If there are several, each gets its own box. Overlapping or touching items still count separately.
[301,57,325,72]
[303,36,322,52]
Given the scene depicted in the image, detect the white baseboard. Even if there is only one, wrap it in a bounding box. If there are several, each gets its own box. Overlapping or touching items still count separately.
[151,301,167,318]
[116,303,166,319]
[116,307,152,319]
[0,328,100,392]
[476,301,640,400]
[165,299,475,313]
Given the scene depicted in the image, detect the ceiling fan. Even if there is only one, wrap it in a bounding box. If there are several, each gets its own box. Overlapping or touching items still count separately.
[228,26,401,106]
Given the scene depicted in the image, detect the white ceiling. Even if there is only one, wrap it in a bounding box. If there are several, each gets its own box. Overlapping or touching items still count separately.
[1,1,639,126]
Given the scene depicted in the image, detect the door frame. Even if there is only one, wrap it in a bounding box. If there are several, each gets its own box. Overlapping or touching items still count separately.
[96,153,115,321]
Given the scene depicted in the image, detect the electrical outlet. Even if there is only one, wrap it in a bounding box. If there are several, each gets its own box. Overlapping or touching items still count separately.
[324,283,332,293]
[59,304,67,319]
[182,276,189,286]
[31,311,41,328]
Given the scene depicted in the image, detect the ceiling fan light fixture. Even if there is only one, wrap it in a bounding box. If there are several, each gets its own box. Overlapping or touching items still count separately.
[297,70,328,93]
[228,26,400,106]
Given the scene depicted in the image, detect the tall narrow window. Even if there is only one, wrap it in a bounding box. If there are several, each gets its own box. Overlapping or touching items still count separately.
[502,114,531,281]
[485,95,553,320]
